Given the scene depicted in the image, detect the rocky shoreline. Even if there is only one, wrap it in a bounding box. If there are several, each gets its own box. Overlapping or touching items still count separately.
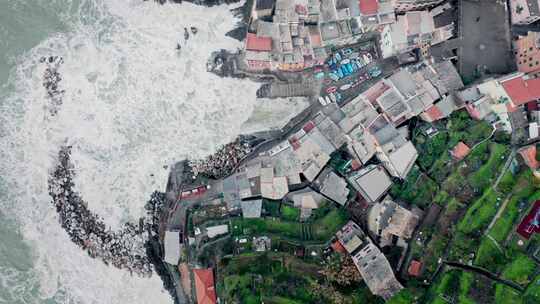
[48,146,153,276]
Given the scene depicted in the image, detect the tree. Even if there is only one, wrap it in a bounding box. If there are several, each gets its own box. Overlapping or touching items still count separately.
[321,253,362,286]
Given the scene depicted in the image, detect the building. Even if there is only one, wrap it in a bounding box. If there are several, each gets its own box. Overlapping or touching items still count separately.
[368,115,418,179]
[517,200,540,239]
[289,189,325,220]
[510,0,540,25]
[315,168,350,205]
[253,0,276,19]
[241,199,263,218]
[206,225,229,238]
[163,230,181,265]
[450,141,471,161]
[336,221,403,300]
[380,10,453,58]
[518,145,540,169]
[500,73,540,108]
[408,260,422,277]
[393,0,444,12]
[356,0,396,31]
[367,197,419,246]
[245,0,328,71]
[513,31,540,74]
[193,268,217,304]
[348,165,392,202]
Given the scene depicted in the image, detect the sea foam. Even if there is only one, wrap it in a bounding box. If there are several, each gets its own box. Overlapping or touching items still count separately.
[0,0,306,303]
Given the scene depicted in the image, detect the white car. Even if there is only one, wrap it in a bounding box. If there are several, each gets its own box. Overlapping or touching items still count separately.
[329,93,337,103]
[340,83,352,91]
[318,96,326,105]
[324,95,332,105]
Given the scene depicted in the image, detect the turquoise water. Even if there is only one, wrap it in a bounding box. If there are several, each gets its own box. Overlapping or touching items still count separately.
[0,2,72,303]
[0,0,265,303]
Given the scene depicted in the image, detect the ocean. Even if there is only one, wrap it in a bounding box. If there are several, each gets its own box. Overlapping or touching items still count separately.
[0,0,307,303]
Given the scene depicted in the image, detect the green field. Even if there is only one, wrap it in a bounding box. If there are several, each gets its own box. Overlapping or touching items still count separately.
[231,205,348,243]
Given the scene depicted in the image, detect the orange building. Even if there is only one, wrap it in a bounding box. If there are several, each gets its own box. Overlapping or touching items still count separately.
[514,32,540,74]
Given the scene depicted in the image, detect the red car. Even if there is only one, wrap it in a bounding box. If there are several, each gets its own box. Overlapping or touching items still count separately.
[326,86,337,94]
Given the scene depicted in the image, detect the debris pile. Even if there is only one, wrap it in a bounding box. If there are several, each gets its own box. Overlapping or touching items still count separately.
[190,137,253,179]
[40,56,65,116]
[48,146,153,277]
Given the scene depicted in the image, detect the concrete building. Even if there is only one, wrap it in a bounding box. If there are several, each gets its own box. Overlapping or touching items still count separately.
[367,197,420,246]
[163,230,181,265]
[510,0,540,25]
[380,10,453,58]
[241,199,263,218]
[315,168,350,205]
[368,115,418,179]
[336,221,403,300]
[289,189,325,217]
[206,225,229,238]
[348,165,392,202]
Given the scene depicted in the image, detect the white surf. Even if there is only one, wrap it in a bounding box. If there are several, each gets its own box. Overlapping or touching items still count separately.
[0,0,306,303]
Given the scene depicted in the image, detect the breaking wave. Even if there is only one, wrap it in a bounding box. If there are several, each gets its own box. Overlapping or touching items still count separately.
[0,0,306,303]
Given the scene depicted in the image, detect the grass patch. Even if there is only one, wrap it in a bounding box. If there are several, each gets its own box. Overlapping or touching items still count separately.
[494,284,522,304]
[467,143,508,191]
[280,205,300,222]
[458,272,476,304]
[501,254,536,285]
[390,166,438,208]
[232,218,303,239]
[457,188,501,235]
[311,208,348,241]
[523,274,540,303]
[474,236,506,271]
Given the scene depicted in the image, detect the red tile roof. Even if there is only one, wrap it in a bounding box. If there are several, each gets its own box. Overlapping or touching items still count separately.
[246,33,272,52]
[450,142,471,160]
[501,75,540,106]
[359,0,379,15]
[193,269,217,304]
[408,260,422,277]
[424,105,444,121]
[517,200,540,239]
[519,145,540,170]
[331,240,347,253]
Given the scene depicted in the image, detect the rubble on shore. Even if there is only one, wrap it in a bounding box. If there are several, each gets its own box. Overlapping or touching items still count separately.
[190,136,253,179]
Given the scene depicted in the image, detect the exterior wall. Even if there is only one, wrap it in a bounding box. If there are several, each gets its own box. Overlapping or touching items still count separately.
[394,0,444,12]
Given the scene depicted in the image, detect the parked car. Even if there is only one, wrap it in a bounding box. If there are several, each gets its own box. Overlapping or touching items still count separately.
[315,71,325,79]
[340,83,352,91]
[340,59,350,65]
[318,96,327,106]
[342,48,353,55]
[335,92,343,102]
[326,86,337,93]
[335,52,342,61]
[324,95,332,105]
[368,66,382,77]
[335,68,344,78]
[329,92,337,103]
[328,72,339,81]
